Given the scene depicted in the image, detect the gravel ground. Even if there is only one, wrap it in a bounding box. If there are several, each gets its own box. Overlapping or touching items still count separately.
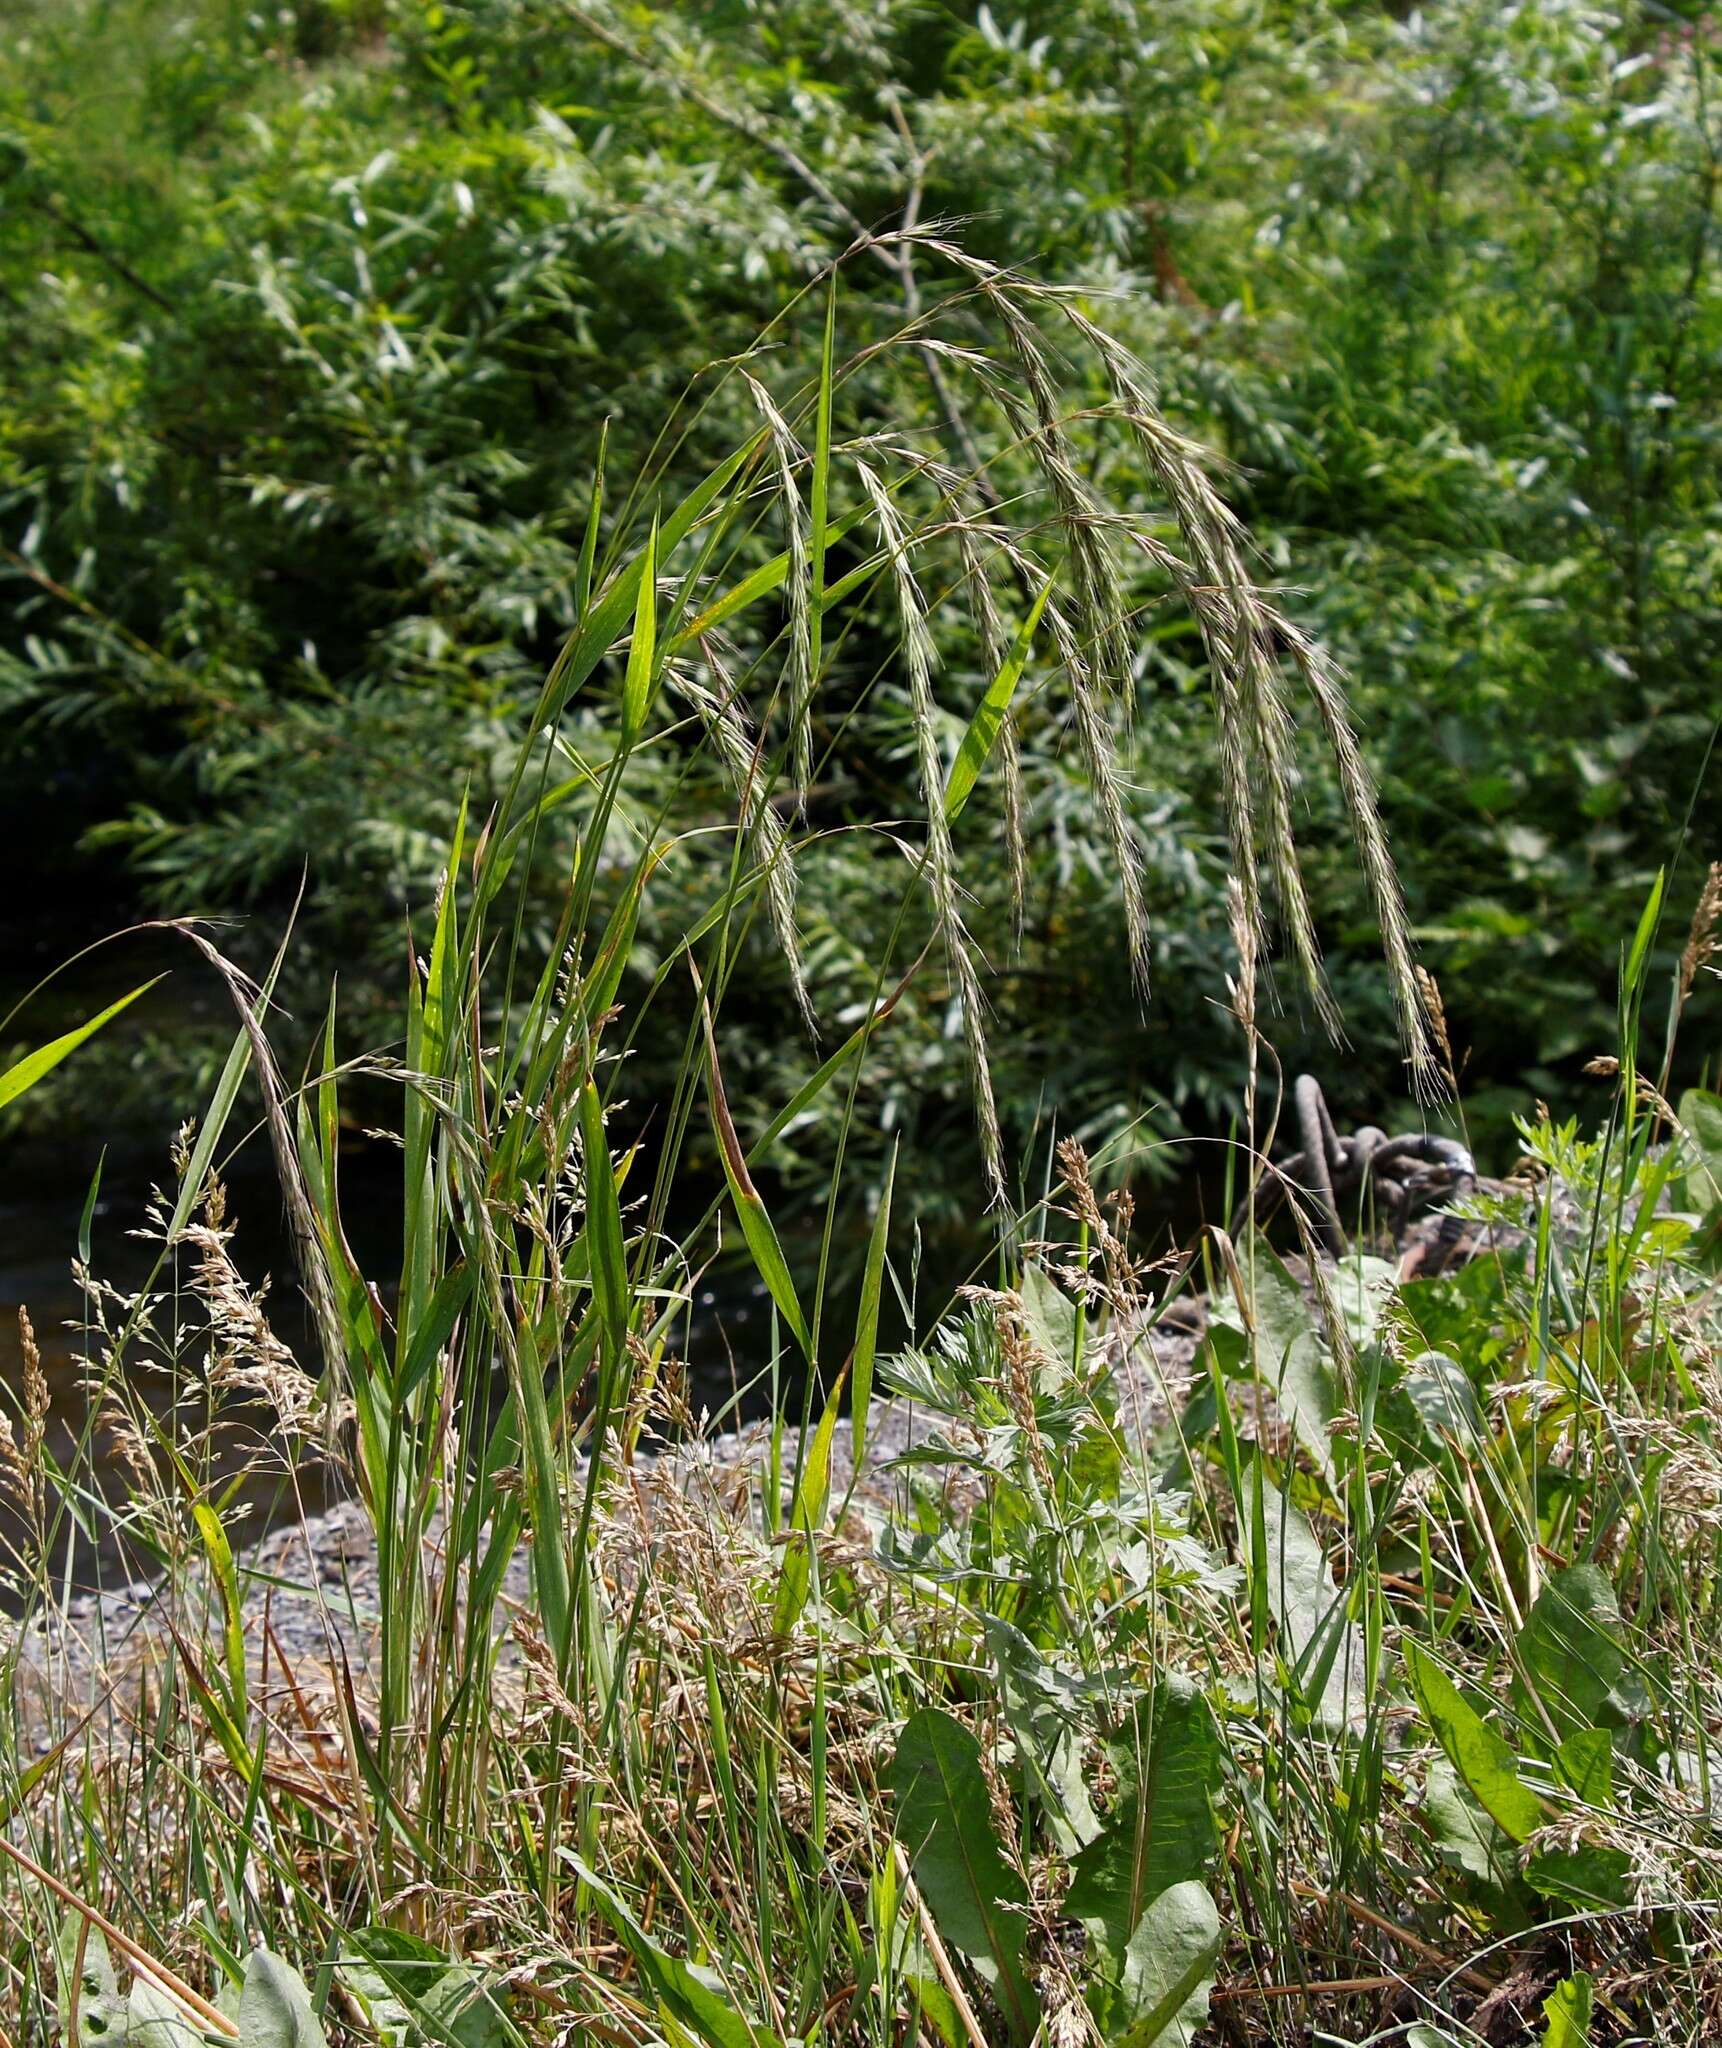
[10,1312,1206,1723]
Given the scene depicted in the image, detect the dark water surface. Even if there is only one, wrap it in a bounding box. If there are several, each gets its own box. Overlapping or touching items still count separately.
[2,920,1216,1602]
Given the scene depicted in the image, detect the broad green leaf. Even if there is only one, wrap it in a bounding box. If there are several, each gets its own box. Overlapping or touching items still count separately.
[1231,1237,1339,1486]
[1066,1687,1221,1970]
[985,1616,1100,1856]
[0,978,162,1115]
[1539,1972,1593,2048]
[1422,1759,1517,1890]
[851,1142,895,1465]
[1019,1263,1079,1383]
[126,1975,204,2046]
[1399,1350,1482,1449]
[944,574,1052,822]
[888,1708,1041,2043]
[1262,1486,1366,1726]
[1406,1642,1542,1842]
[1329,1252,1399,1348]
[1524,1842,1633,1912]
[1678,1088,1722,1216]
[1515,1564,1628,1741]
[54,1910,125,2046]
[1112,1880,1221,2048]
[331,1956,413,2046]
[236,1949,329,2048]
[341,1927,518,2048]
[1553,1726,1614,1808]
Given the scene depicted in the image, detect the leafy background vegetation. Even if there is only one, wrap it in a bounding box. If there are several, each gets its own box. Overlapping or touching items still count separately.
[4,0,1717,1212]
[3,5,1722,2045]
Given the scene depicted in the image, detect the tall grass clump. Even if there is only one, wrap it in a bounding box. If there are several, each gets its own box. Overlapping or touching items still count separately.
[3,248,1720,2046]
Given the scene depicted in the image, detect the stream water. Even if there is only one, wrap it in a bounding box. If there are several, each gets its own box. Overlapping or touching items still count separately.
[1,920,1212,1602]
[0,1117,806,1601]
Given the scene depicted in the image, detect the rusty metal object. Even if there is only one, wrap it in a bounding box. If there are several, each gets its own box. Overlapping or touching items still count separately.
[1237,1074,1477,1261]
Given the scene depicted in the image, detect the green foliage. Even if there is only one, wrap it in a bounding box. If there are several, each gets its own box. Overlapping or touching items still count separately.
[1407,1642,1545,1846]
[1515,1563,1631,1742]
[1063,1686,1221,1971]
[1541,1972,1595,2048]
[4,15,1722,2034]
[1105,1880,1220,2048]
[233,1951,330,2048]
[4,0,1715,1186]
[53,1912,125,2045]
[887,1709,1040,2043]
[0,979,162,1115]
[10,867,1722,2039]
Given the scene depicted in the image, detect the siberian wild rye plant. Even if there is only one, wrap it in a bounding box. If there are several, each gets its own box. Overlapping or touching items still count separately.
[0,251,1719,2046]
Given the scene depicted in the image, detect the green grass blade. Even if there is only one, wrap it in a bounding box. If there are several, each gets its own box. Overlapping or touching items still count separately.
[774,1363,847,1635]
[165,944,285,1244]
[0,976,164,1114]
[807,274,835,691]
[77,1150,105,1266]
[580,1081,631,1407]
[422,792,469,1077]
[944,574,1052,822]
[621,516,659,745]
[1623,864,1665,999]
[513,1316,571,1665]
[510,432,764,783]
[699,981,811,1359]
[670,508,866,652]
[851,1141,895,1465]
[576,417,609,621]
[191,1500,249,1729]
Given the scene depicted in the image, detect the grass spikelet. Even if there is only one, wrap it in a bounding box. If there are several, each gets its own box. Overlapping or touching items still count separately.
[1677,859,1721,1006]
[679,641,814,1030]
[741,370,814,799]
[948,499,1030,926]
[1066,302,1432,1079]
[853,453,1006,1202]
[0,1308,48,1522]
[177,925,349,1397]
[1040,593,1154,996]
